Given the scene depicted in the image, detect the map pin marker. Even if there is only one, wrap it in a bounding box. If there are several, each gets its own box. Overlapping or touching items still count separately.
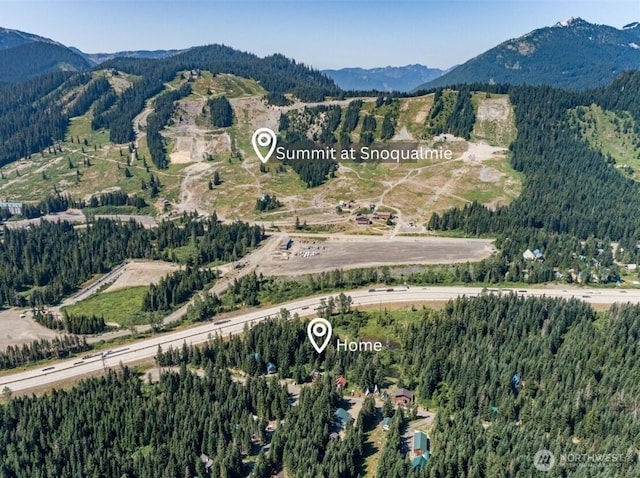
[307,318,332,353]
[252,127,277,163]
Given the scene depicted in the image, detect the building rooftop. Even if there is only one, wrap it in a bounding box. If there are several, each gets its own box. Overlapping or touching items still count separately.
[411,452,430,469]
[413,431,429,452]
[334,408,352,425]
[394,388,414,400]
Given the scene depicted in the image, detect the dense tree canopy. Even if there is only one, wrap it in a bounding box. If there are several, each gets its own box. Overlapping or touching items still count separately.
[0,71,85,166]
[430,74,640,241]
[0,212,262,307]
[2,294,637,476]
[402,295,640,477]
[207,95,234,128]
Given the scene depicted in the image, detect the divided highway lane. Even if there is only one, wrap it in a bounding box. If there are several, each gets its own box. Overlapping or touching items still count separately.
[2,286,639,392]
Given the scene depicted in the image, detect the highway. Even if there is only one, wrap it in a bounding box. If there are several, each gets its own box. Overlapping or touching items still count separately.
[1,285,638,393]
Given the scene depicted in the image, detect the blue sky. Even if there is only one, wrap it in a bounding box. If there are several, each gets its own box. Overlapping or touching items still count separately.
[1,0,639,69]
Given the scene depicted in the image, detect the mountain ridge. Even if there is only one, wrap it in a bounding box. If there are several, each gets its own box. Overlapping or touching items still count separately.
[0,27,62,50]
[416,17,640,91]
[77,49,187,65]
[2,18,639,91]
[0,27,90,81]
[323,64,446,92]
[0,42,91,82]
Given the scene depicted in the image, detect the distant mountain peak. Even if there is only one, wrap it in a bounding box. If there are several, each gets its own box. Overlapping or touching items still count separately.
[323,64,445,92]
[80,49,187,66]
[0,26,62,50]
[555,17,580,27]
[416,18,640,91]
[0,26,90,81]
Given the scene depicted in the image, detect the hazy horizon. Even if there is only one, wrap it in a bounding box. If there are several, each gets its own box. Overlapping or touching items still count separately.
[1,1,639,70]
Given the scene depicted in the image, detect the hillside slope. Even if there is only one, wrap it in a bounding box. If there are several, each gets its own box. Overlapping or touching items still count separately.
[0,26,60,50]
[0,42,90,82]
[0,27,90,82]
[0,43,341,169]
[417,18,640,90]
[0,72,520,236]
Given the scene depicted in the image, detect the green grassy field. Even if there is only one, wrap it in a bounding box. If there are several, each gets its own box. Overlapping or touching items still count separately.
[62,286,160,327]
[334,307,427,343]
[571,104,640,180]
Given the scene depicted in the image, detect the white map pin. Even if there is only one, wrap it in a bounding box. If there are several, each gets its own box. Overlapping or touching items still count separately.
[252,127,277,163]
[307,318,332,353]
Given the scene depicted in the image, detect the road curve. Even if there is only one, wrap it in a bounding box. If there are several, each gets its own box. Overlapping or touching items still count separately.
[1,286,637,392]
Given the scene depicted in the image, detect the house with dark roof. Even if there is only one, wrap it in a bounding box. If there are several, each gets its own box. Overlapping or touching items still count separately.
[355,215,371,226]
[373,211,395,221]
[394,388,414,405]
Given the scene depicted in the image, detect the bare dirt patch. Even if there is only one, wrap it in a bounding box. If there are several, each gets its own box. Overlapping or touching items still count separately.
[107,260,181,291]
[259,235,495,276]
[176,162,214,213]
[461,142,507,164]
[108,72,134,94]
[169,151,192,164]
[0,309,60,349]
[392,126,413,141]
[476,97,511,122]
[3,209,86,229]
[165,125,221,165]
[473,96,516,147]
[94,214,157,228]
[480,166,503,182]
[230,96,282,134]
